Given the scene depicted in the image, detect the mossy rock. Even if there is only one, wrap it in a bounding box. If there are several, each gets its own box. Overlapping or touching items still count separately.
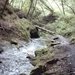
[50,40,60,46]
[30,65,46,75]
[10,39,18,45]
[52,36,59,40]
[35,48,50,57]
[32,47,56,66]
[30,47,59,75]
[70,37,75,44]
[27,55,36,60]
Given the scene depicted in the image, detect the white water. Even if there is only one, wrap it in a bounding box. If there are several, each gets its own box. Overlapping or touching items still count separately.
[0,38,46,75]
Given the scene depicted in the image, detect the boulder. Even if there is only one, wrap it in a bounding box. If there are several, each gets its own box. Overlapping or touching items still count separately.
[0,47,4,53]
[30,27,39,38]
[27,55,36,60]
[19,73,26,75]
[50,41,60,46]
[30,65,46,75]
[10,39,18,45]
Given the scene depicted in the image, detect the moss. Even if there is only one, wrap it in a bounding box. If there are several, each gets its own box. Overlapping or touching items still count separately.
[35,48,49,57]
[32,47,56,66]
[30,47,58,75]
[14,19,36,40]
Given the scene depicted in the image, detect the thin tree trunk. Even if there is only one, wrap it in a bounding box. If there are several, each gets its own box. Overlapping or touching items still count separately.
[53,0,62,12]
[39,1,45,17]
[40,0,53,14]
[31,0,37,17]
[26,0,33,17]
[61,0,65,15]
[1,0,9,18]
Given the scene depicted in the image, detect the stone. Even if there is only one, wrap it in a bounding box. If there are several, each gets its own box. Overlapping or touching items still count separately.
[70,37,75,44]
[10,39,18,45]
[30,27,39,38]
[30,61,37,66]
[30,65,46,75]
[19,73,26,75]
[27,55,36,60]
[0,61,2,63]
[53,36,59,40]
[50,41,60,46]
[46,59,59,65]
[0,47,4,53]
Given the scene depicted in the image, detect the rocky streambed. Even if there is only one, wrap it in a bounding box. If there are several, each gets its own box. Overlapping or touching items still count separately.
[30,35,75,75]
[0,34,75,75]
[0,38,46,75]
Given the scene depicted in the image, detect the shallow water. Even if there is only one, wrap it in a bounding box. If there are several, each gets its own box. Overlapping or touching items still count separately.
[0,38,46,75]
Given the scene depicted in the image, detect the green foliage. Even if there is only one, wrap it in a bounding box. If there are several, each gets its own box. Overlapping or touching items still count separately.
[45,14,75,37]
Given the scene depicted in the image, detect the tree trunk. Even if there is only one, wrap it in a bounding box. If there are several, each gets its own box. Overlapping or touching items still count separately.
[0,0,9,18]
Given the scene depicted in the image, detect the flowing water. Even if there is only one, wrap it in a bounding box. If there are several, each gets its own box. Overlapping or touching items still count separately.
[0,35,75,75]
[0,38,46,75]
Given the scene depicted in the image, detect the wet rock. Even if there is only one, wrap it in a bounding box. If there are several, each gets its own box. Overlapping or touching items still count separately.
[50,41,60,46]
[0,61,2,63]
[46,59,59,65]
[30,65,46,75]
[27,55,36,60]
[0,47,4,53]
[10,39,18,45]
[70,37,75,44]
[52,36,59,40]
[30,61,37,66]
[30,27,39,38]
[35,48,49,57]
[19,73,26,75]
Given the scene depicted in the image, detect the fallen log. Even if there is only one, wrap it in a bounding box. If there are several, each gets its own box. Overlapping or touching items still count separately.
[34,25,55,35]
[32,21,45,26]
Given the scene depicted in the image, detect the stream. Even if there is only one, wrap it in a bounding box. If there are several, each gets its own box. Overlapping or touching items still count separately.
[0,35,75,75]
[0,38,46,75]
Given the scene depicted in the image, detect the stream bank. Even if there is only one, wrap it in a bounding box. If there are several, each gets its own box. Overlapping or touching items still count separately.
[0,38,46,75]
[0,29,75,75]
[30,35,75,75]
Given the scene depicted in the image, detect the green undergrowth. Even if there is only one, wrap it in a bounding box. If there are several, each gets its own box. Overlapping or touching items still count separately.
[45,14,75,38]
